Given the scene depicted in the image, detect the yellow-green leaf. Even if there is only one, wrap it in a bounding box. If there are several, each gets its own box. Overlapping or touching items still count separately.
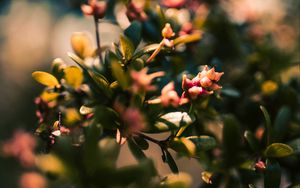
[32,71,59,87]
[64,66,83,89]
[111,60,128,90]
[264,143,294,158]
[119,35,134,61]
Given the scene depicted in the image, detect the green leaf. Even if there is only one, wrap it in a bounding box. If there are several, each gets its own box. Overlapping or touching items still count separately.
[128,138,146,161]
[264,143,294,158]
[274,106,291,140]
[32,71,59,87]
[88,71,112,97]
[169,137,196,156]
[164,150,179,174]
[132,43,161,60]
[222,115,242,166]
[98,138,120,163]
[264,159,281,188]
[111,60,129,90]
[260,105,273,145]
[287,138,300,154]
[186,136,217,151]
[93,106,119,129]
[119,35,134,61]
[244,130,260,152]
[221,87,241,98]
[124,21,142,48]
[132,136,149,150]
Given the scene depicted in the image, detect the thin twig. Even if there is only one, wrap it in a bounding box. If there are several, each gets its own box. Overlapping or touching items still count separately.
[94,16,103,64]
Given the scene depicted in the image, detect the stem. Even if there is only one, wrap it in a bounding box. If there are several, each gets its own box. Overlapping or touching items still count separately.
[146,40,164,63]
[138,132,161,146]
[94,16,103,64]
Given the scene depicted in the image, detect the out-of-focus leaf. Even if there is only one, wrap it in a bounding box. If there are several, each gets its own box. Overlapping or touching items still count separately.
[70,32,93,58]
[130,58,144,71]
[169,137,196,156]
[32,71,59,87]
[264,143,293,158]
[128,138,146,161]
[164,150,179,174]
[94,106,119,129]
[274,106,291,140]
[161,172,192,188]
[244,131,260,152]
[222,115,242,166]
[186,136,217,151]
[173,33,202,45]
[124,21,142,48]
[64,66,83,89]
[133,136,149,150]
[264,159,281,188]
[260,106,273,144]
[119,35,134,61]
[221,87,241,98]
[287,138,300,154]
[98,138,120,163]
[111,60,129,90]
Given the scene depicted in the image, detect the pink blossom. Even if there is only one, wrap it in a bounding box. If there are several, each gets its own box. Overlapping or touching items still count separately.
[181,66,223,102]
[130,67,165,93]
[81,0,107,19]
[114,103,146,144]
[1,131,36,167]
[161,0,187,8]
[148,82,181,107]
[126,2,148,22]
[19,172,46,188]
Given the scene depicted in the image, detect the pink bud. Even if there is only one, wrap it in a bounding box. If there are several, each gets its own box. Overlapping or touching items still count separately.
[255,161,266,172]
[200,77,213,88]
[162,23,175,38]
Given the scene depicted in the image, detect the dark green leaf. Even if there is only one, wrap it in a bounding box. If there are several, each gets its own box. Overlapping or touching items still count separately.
[260,105,273,145]
[244,130,260,152]
[133,136,149,150]
[264,143,294,158]
[264,159,281,188]
[274,106,291,140]
[164,150,179,174]
[128,138,146,161]
[124,21,142,48]
[222,115,242,166]
[287,138,300,154]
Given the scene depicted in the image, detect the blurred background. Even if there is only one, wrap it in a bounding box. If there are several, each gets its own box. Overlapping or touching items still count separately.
[0,0,299,187]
